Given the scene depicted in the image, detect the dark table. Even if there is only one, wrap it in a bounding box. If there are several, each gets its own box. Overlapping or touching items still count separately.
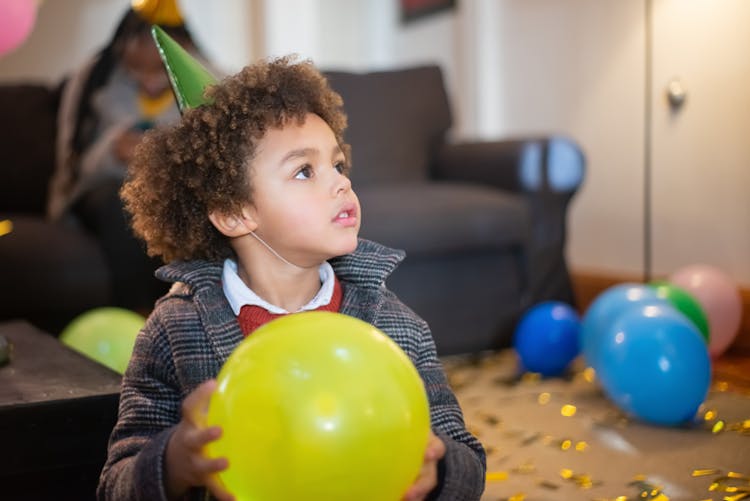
[0,320,121,500]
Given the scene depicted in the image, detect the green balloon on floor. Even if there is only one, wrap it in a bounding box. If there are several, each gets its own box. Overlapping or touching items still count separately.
[650,281,710,343]
[60,307,145,374]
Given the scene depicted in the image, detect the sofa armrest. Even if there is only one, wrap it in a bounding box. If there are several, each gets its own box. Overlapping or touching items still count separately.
[433,136,585,196]
[433,137,586,307]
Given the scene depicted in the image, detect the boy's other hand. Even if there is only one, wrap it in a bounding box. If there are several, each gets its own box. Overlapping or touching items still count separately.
[165,379,234,501]
[402,432,446,501]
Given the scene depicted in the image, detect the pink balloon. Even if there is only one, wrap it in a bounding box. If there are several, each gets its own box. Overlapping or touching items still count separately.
[669,264,742,358]
[0,0,38,57]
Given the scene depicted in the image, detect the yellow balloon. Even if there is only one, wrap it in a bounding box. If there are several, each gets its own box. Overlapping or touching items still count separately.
[206,311,430,501]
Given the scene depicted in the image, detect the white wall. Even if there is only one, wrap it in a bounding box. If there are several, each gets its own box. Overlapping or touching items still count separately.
[0,0,252,82]
[313,0,647,278]
[470,1,648,278]
[0,0,126,83]
[649,0,750,283]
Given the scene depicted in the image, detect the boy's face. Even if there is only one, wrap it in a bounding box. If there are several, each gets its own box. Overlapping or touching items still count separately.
[245,113,360,266]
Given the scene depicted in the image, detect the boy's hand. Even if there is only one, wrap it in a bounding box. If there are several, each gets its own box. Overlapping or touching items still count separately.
[402,432,446,501]
[165,380,234,501]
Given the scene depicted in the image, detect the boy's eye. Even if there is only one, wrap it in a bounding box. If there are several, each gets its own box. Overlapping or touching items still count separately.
[294,165,313,180]
[335,161,350,176]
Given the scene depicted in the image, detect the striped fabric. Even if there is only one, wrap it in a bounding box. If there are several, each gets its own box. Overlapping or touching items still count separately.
[97,238,486,501]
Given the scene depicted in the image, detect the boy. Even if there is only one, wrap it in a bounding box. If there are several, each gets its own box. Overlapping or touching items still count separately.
[98,34,485,500]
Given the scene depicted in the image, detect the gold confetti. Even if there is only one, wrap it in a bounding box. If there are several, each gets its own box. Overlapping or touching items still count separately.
[703,409,718,421]
[732,420,750,435]
[575,441,588,452]
[560,439,572,451]
[693,469,721,477]
[697,470,750,500]
[561,404,577,417]
[582,366,597,383]
[485,470,508,482]
[628,477,669,500]
[508,494,525,501]
[538,392,551,405]
[577,474,595,489]
[0,219,12,237]
[559,468,600,489]
[711,420,725,434]
[714,380,730,392]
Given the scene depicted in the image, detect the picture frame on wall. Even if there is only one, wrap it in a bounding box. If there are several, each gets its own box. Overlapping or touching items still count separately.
[400,0,457,24]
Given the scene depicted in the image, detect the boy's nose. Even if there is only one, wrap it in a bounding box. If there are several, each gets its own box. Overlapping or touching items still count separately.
[333,171,352,196]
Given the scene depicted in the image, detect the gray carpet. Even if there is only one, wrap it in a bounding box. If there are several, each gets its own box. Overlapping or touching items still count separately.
[442,351,750,501]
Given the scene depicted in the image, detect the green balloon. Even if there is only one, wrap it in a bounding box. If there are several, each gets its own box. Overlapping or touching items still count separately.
[650,281,710,343]
[60,307,145,374]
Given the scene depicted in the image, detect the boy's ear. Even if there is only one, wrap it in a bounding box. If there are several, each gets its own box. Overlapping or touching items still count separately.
[208,208,258,237]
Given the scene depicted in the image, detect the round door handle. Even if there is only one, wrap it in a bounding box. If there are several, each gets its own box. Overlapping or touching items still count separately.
[666,78,687,110]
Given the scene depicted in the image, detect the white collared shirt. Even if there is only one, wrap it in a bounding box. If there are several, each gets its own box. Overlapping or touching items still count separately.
[222,259,335,315]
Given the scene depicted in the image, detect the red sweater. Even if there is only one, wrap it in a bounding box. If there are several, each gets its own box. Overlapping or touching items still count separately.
[237,277,342,336]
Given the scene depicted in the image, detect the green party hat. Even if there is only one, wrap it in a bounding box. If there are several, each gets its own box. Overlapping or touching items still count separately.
[151,25,218,112]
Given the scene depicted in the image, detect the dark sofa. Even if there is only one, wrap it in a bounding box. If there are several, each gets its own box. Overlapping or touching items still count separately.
[0,65,584,355]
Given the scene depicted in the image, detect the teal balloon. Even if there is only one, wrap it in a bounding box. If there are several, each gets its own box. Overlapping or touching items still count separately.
[595,303,711,426]
[580,283,669,370]
[60,307,145,374]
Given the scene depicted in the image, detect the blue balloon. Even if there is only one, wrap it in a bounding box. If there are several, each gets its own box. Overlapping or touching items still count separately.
[513,301,581,377]
[595,303,711,426]
[580,283,669,370]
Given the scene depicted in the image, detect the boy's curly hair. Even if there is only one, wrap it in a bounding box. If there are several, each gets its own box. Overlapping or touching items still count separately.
[121,55,349,263]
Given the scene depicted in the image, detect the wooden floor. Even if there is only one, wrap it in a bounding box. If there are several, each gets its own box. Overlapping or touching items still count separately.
[713,348,750,394]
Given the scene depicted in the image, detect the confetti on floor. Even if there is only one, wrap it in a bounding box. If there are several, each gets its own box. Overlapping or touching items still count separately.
[442,350,750,501]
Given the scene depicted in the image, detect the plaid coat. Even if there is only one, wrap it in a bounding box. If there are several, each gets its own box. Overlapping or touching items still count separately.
[98,239,485,500]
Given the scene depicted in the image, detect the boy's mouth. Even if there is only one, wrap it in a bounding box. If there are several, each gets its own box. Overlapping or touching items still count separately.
[333,204,358,226]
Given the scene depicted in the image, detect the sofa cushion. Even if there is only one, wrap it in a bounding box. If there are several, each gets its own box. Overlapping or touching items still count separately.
[325,66,451,186]
[0,84,60,215]
[0,215,111,322]
[357,182,530,257]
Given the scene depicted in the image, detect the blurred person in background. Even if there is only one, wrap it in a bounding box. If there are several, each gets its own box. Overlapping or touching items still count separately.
[48,0,209,312]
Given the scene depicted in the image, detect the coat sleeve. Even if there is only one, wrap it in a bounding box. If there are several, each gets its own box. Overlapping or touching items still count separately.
[413,320,486,500]
[97,314,181,501]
